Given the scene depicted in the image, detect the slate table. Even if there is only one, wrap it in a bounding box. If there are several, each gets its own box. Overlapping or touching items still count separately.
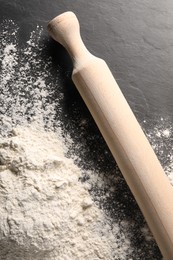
[1,0,173,259]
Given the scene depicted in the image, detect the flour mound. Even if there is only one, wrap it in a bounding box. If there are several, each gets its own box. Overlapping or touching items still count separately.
[0,123,129,260]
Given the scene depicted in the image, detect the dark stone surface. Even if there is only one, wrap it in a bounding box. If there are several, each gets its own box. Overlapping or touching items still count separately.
[1,0,173,121]
[1,0,173,259]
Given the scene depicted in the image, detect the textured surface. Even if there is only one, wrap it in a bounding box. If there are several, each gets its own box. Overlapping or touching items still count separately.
[1,0,173,120]
[1,0,173,259]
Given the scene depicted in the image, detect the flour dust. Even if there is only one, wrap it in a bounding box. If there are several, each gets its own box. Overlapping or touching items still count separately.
[0,20,62,136]
[0,19,172,260]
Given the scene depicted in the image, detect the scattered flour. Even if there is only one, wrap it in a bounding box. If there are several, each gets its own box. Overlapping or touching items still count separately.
[0,20,134,260]
[0,21,61,135]
[1,19,173,259]
[144,120,173,186]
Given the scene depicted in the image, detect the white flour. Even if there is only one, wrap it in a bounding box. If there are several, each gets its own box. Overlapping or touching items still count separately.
[0,20,133,260]
[1,19,173,259]
[0,123,131,260]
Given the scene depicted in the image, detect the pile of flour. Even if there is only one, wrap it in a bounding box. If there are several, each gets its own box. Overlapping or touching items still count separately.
[0,122,131,259]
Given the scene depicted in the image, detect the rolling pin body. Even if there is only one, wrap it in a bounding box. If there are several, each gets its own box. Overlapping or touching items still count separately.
[48,12,173,258]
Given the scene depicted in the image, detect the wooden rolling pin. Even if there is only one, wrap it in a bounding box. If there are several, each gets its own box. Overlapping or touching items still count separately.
[48,11,173,258]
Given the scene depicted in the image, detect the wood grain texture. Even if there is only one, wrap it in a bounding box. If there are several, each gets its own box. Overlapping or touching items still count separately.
[48,11,173,258]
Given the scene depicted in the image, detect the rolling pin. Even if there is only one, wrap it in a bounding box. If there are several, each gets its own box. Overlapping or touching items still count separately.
[48,11,173,258]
